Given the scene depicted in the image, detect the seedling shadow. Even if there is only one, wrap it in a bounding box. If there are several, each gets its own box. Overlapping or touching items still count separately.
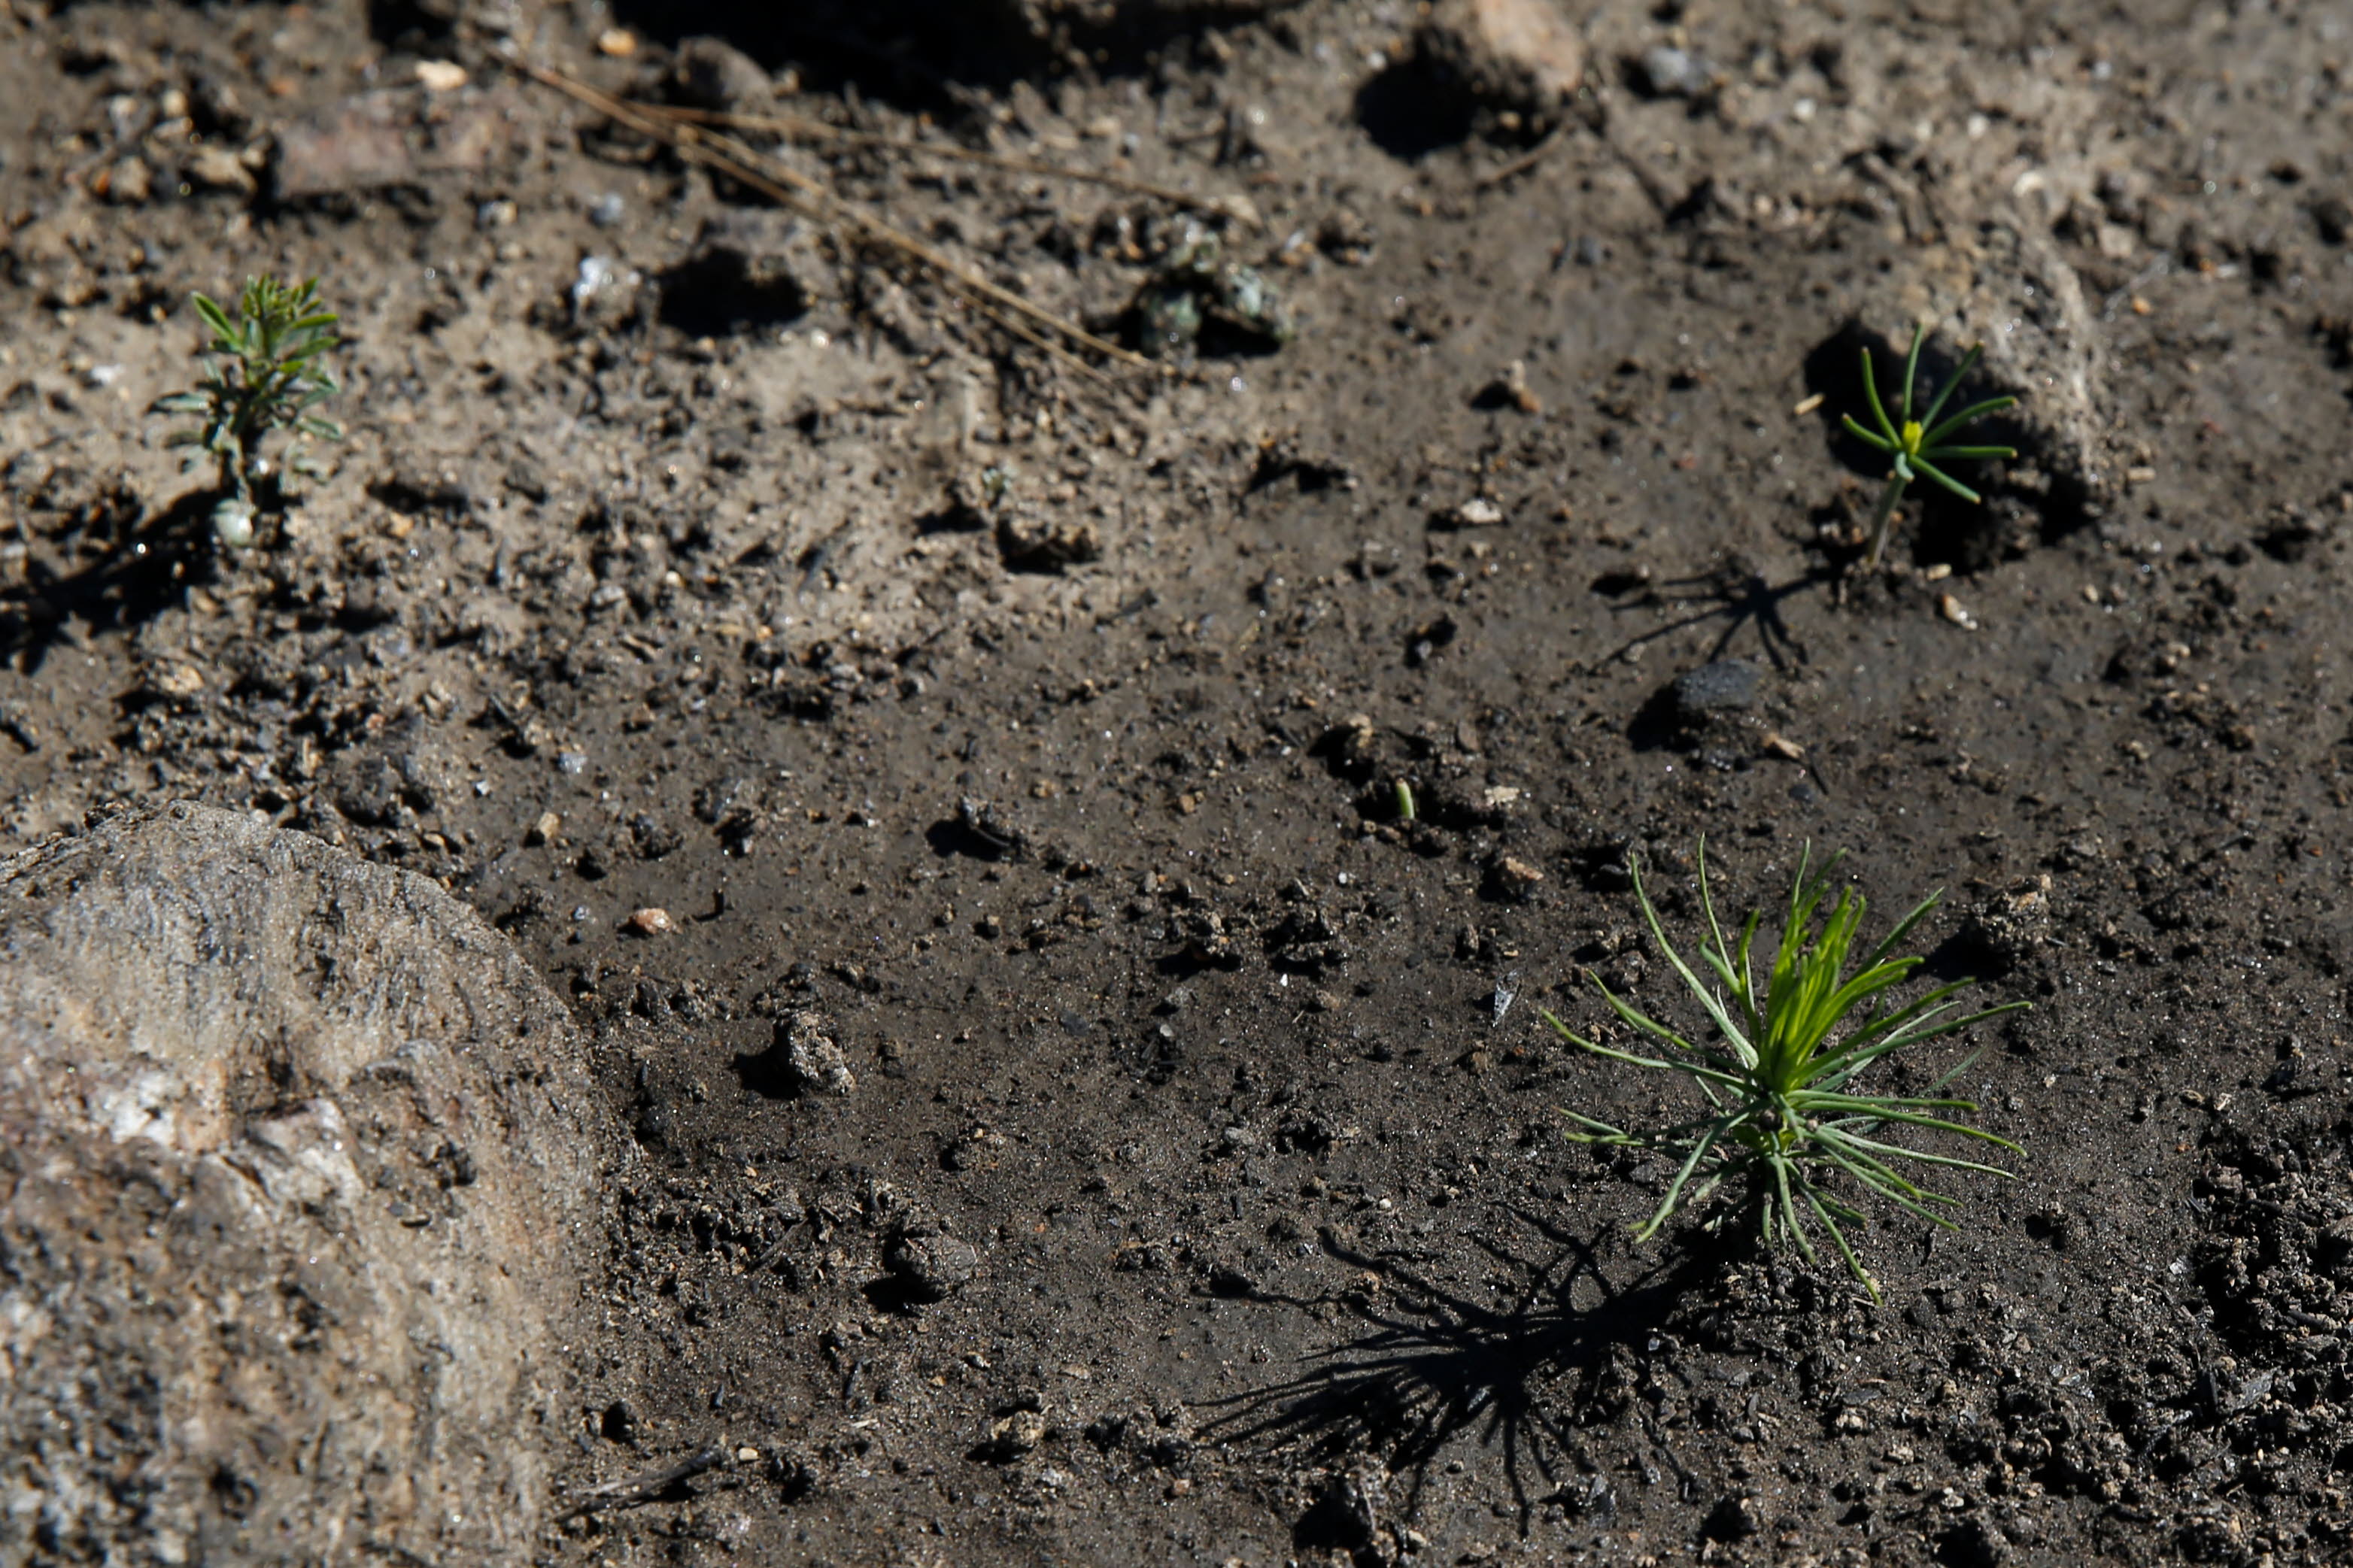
[1199,1207,1717,1533]
[1598,554,1828,676]
[0,488,220,675]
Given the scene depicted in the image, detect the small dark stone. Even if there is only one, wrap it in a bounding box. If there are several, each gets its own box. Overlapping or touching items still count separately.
[503,460,548,502]
[673,36,771,112]
[2314,193,2352,246]
[1671,659,1762,717]
[1207,1262,1258,1297]
[630,813,682,860]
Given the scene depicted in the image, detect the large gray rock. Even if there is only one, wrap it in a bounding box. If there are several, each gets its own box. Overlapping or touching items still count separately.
[0,802,617,1566]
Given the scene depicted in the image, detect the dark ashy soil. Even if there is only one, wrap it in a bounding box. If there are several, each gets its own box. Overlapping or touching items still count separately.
[3,0,2353,1563]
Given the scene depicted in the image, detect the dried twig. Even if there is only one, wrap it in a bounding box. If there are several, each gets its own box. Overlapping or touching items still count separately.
[1474,126,1565,190]
[507,59,1150,373]
[644,103,1261,226]
[557,1445,726,1521]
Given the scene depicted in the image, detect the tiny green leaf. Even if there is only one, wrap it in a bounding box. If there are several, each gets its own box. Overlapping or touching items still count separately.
[1846,327,2022,568]
[156,274,347,525]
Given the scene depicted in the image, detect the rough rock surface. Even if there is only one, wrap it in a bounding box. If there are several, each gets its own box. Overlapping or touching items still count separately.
[1419,0,1587,120]
[782,1007,857,1096]
[1841,209,2115,538]
[272,86,514,200]
[0,802,615,1566]
[671,35,772,112]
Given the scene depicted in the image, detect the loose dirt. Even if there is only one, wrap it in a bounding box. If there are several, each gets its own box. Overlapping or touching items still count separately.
[4,1,2352,1563]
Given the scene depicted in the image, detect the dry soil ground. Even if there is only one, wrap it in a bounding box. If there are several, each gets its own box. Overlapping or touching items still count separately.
[6,1,2353,1564]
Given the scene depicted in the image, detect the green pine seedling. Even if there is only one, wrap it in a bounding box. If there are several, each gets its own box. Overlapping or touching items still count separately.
[1841,325,2017,569]
[153,276,345,547]
[1542,842,2027,1303]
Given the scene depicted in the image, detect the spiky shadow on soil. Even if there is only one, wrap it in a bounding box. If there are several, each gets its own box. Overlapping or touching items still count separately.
[1205,1209,1720,1531]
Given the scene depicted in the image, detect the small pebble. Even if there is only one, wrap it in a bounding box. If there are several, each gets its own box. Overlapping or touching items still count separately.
[625,907,674,936]
[781,1009,855,1096]
[589,193,627,229]
[1495,854,1542,886]
[1671,659,1762,717]
[150,664,205,699]
[1639,45,1708,97]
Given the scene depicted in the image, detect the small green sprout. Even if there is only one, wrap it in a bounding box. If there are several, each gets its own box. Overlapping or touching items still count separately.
[153,276,345,547]
[1841,325,2017,569]
[1542,842,2027,1302]
[1395,779,1416,821]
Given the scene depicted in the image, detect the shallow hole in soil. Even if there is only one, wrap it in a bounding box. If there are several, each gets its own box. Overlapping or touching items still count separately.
[729,1039,803,1102]
[367,0,457,49]
[1353,58,1476,162]
[606,2,1039,104]
[654,253,811,338]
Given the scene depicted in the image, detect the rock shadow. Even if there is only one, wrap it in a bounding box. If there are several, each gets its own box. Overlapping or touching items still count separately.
[2,487,222,675]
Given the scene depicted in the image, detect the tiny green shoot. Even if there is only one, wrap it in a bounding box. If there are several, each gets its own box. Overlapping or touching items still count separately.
[1542,842,2026,1302]
[1395,780,1416,822]
[152,276,345,547]
[1841,325,2016,569]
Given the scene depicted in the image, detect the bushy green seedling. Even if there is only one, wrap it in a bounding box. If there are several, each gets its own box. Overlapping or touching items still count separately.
[153,276,344,547]
[1542,842,2026,1302]
[1841,325,2016,569]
